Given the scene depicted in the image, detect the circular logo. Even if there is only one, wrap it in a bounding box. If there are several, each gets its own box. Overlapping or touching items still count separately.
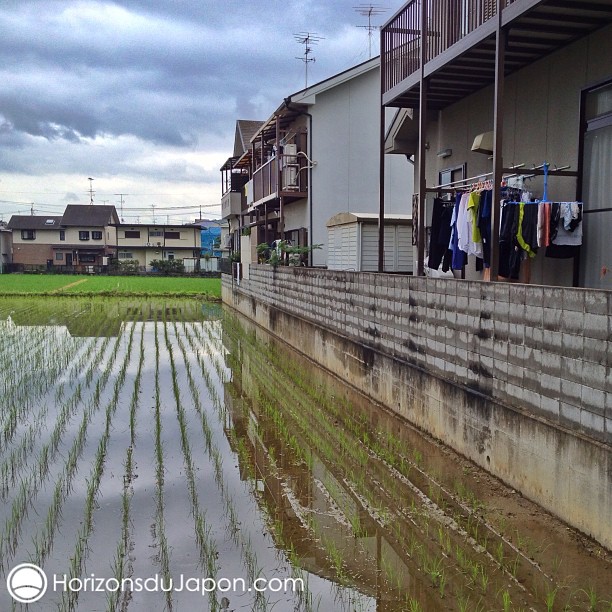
[6,563,48,603]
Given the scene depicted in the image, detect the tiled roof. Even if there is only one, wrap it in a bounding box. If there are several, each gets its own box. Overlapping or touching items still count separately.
[234,120,264,156]
[7,215,63,230]
[61,205,120,227]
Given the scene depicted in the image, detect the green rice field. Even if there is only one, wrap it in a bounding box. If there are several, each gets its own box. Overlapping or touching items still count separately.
[0,297,609,611]
[0,274,220,298]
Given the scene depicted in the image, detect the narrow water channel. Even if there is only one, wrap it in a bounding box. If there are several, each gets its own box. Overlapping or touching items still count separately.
[0,298,609,611]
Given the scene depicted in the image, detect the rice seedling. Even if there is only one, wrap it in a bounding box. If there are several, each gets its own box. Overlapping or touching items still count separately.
[545,585,558,612]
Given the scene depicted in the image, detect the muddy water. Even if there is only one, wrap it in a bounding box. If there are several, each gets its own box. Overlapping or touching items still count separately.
[0,298,609,611]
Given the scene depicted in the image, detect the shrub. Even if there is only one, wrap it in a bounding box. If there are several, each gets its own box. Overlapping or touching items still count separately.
[150,259,185,274]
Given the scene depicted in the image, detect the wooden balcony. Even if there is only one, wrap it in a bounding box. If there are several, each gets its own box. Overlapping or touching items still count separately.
[251,152,309,208]
[382,0,612,109]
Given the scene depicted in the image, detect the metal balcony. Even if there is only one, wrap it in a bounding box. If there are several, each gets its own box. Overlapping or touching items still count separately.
[382,0,612,109]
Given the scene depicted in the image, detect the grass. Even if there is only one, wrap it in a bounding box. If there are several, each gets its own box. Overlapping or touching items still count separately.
[0,274,221,298]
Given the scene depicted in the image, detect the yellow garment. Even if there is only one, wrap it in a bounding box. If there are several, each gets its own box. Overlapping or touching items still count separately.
[467,192,482,244]
[516,202,536,258]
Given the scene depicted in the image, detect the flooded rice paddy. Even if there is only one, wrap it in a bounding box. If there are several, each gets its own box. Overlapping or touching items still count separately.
[0,297,609,611]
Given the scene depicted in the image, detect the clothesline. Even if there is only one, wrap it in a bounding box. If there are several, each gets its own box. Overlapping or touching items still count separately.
[427,162,578,191]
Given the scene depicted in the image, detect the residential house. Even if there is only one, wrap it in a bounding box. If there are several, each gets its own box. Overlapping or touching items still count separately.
[382,0,612,289]
[114,223,201,270]
[8,215,65,267]
[220,120,264,254]
[221,57,414,271]
[56,205,119,267]
[0,221,13,273]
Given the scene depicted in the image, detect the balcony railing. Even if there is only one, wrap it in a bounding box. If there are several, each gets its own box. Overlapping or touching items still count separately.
[382,0,517,94]
[252,152,309,206]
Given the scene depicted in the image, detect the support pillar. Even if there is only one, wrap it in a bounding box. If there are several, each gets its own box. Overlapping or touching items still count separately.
[378,99,386,272]
[416,0,428,277]
[490,0,506,281]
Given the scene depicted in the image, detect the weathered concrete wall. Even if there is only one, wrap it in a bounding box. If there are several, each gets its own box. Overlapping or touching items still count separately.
[222,267,612,549]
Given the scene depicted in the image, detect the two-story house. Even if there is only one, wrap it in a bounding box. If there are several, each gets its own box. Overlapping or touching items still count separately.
[8,215,65,267]
[56,205,120,266]
[381,0,612,289]
[221,57,414,270]
[114,223,201,270]
[9,205,120,269]
[220,120,264,255]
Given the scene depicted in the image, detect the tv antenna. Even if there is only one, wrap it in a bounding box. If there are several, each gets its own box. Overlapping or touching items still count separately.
[354,4,388,58]
[115,193,129,222]
[294,32,324,88]
[87,177,95,205]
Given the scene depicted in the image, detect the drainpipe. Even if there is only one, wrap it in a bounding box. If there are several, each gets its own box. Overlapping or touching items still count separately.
[283,97,314,266]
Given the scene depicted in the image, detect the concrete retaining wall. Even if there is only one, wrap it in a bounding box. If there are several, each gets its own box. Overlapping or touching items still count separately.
[222,267,612,549]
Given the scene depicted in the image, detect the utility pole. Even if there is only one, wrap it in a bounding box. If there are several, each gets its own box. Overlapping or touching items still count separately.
[294,32,323,88]
[354,4,388,58]
[88,177,95,205]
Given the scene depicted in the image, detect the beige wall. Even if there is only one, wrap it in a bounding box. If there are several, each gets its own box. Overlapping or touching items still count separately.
[117,226,200,249]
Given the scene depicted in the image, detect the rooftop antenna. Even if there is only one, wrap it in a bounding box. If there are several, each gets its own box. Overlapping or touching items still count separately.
[294,32,324,88]
[87,177,95,205]
[115,193,128,222]
[354,4,388,58]
[30,203,35,216]
[151,204,156,225]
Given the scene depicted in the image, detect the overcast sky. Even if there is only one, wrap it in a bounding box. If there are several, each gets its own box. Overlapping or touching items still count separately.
[0,0,403,225]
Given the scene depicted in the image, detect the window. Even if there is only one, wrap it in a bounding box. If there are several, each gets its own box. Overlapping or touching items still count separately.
[79,231,90,241]
[165,231,180,239]
[59,230,65,241]
[79,254,96,263]
[580,80,612,289]
[167,252,175,260]
[55,252,64,261]
[44,219,55,226]
[92,231,102,240]
[118,252,133,259]
[21,230,35,240]
[124,230,140,239]
[149,230,163,237]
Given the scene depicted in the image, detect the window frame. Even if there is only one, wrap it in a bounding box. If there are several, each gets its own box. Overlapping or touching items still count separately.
[21,230,36,240]
[79,230,90,241]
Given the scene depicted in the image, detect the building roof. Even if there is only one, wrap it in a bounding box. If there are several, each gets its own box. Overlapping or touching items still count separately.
[61,205,120,227]
[234,120,264,157]
[7,215,63,230]
[249,57,380,147]
[326,212,412,227]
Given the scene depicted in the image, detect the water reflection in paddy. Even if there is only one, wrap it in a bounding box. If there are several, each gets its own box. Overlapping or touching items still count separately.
[0,297,608,611]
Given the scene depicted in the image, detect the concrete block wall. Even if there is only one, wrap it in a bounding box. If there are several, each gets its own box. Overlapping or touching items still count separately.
[224,267,611,446]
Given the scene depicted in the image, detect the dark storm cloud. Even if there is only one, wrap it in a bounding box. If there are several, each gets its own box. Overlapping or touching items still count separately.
[0,0,390,151]
[0,0,402,215]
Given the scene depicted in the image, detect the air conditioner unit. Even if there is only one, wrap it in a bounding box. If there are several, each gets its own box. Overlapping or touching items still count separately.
[145,242,153,247]
[282,165,298,190]
[282,144,299,190]
[283,144,297,165]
